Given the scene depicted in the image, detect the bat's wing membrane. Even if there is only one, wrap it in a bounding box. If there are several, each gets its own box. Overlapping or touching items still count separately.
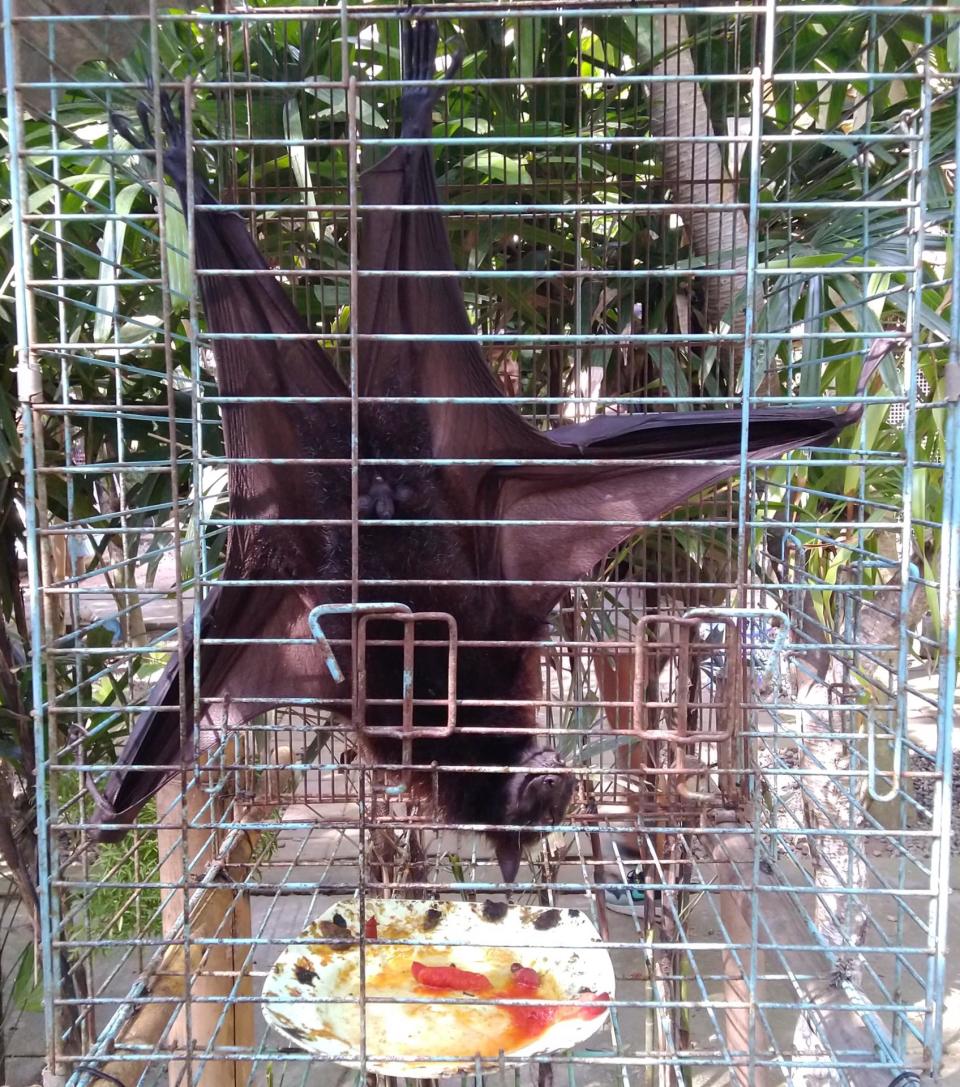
[94,101,350,837]
[489,396,873,615]
[93,584,341,839]
[120,98,351,533]
[357,19,558,505]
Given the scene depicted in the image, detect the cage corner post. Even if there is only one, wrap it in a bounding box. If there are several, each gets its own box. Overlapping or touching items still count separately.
[2,0,65,1080]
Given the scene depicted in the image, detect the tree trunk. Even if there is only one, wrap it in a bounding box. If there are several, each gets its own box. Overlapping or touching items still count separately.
[648,9,755,379]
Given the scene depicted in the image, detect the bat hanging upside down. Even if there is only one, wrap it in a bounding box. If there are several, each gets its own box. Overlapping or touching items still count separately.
[94,19,881,880]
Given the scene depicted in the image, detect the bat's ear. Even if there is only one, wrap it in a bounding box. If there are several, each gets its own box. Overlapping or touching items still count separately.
[492,833,522,883]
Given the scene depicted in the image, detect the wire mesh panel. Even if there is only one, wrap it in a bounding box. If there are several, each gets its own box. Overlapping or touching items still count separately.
[3,2,958,1086]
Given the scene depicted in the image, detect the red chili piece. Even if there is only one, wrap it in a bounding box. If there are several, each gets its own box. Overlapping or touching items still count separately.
[510,964,542,990]
[411,961,492,991]
[569,991,609,1021]
[364,916,378,939]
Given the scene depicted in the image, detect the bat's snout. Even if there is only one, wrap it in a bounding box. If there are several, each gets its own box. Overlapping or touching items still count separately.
[513,751,575,826]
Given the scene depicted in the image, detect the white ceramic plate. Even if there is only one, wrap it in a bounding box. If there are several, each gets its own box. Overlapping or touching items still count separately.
[262,898,615,1077]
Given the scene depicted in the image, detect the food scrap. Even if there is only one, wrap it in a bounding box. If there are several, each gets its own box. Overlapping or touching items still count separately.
[482,900,509,922]
[569,991,610,1022]
[293,958,318,986]
[510,963,541,989]
[504,983,610,1036]
[422,907,443,931]
[364,916,378,939]
[533,909,561,931]
[411,962,493,992]
[317,918,353,940]
[409,959,608,1043]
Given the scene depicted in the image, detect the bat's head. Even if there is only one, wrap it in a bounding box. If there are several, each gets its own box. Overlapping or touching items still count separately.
[488,746,575,882]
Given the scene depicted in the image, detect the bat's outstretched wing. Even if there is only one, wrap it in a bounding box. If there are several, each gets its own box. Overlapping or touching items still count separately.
[359,19,886,616]
[491,386,878,616]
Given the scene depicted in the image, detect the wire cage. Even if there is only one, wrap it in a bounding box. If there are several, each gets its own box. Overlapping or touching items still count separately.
[2,1,958,1086]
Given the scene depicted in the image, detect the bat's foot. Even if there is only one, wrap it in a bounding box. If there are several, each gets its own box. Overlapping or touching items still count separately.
[112,87,185,151]
[111,89,194,195]
[400,15,464,139]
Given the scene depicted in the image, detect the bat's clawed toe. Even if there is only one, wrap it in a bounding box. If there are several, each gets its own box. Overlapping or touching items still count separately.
[159,91,183,144]
[136,100,155,147]
[111,110,148,151]
[400,15,454,138]
[113,89,187,162]
[402,15,435,84]
[444,47,465,84]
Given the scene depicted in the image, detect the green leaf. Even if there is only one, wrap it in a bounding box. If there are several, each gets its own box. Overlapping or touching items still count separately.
[304,84,388,131]
[458,152,532,186]
[842,402,889,497]
[512,16,542,80]
[11,944,43,1014]
[0,173,116,241]
[283,99,321,242]
[798,275,824,398]
[93,184,142,343]
[647,345,691,399]
[161,185,191,305]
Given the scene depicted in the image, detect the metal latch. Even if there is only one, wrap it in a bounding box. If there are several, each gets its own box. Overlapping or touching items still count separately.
[307,602,458,755]
[356,610,458,741]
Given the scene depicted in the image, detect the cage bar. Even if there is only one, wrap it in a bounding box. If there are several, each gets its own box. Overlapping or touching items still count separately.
[1,2,955,1086]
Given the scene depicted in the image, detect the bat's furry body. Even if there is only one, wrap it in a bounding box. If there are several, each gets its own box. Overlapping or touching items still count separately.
[95,21,878,878]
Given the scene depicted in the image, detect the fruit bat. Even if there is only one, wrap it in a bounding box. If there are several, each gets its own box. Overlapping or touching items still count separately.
[93,19,881,880]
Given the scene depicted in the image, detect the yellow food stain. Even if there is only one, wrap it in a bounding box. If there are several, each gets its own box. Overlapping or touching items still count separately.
[283,944,565,1058]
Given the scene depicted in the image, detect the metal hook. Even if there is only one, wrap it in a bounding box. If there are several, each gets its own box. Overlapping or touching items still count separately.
[307,602,412,683]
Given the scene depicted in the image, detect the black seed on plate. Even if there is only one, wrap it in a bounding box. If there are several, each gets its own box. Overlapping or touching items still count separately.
[533,909,561,931]
[294,959,318,986]
[332,913,348,927]
[423,907,443,931]
[318,920,353,940]
[568,908,580,917]
[482,900,509,922]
